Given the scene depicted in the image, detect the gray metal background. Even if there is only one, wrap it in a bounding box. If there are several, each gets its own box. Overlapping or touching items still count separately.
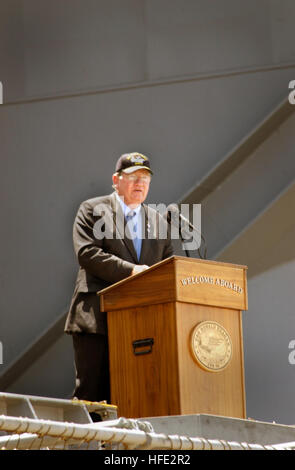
[0,0,295,425]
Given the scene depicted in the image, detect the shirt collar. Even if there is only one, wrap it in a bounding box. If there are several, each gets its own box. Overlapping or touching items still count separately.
[115,192,141,217]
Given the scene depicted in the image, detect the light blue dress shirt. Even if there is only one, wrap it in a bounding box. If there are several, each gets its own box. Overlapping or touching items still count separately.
[115,192,143,260]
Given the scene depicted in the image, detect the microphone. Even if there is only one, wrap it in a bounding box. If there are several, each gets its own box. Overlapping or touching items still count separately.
[166,203,207,259]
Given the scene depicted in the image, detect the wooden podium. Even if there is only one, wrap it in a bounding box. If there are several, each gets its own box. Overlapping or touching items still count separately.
[99,256,248,419]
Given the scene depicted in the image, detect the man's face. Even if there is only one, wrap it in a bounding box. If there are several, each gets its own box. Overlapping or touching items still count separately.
[112,169,151,208]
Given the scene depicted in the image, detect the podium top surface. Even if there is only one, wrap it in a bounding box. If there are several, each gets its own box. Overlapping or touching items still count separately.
[98,256,248,312]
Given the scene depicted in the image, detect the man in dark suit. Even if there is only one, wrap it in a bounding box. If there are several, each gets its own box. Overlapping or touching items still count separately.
[65,152,173,403]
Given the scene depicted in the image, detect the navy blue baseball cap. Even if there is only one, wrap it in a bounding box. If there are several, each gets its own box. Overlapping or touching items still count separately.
[115,152,153,175]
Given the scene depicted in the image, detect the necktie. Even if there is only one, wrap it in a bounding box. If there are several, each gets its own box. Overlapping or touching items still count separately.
[126,211,141,260]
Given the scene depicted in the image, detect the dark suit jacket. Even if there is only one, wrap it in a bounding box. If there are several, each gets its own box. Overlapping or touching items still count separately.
[65,192,173,335]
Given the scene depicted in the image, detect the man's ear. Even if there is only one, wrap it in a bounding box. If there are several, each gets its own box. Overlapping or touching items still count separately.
[112,173,119,188]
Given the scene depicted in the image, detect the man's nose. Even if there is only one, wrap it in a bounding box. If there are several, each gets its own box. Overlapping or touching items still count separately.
[134,178,145,185]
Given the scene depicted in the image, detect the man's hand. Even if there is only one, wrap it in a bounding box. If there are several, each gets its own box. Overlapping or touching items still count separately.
[131,265,149,275]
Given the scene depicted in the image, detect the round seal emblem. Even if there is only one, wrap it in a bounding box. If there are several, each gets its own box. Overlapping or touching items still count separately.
[191,321,233,372]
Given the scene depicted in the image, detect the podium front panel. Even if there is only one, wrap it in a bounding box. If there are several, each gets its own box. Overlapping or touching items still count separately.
[175,302,246,418]
[107,302,181,418]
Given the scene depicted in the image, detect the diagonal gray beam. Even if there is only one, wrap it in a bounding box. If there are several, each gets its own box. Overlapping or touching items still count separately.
[181,97,294,204]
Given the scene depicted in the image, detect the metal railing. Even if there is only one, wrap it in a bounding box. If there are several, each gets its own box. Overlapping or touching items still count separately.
[0,415,294,450]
